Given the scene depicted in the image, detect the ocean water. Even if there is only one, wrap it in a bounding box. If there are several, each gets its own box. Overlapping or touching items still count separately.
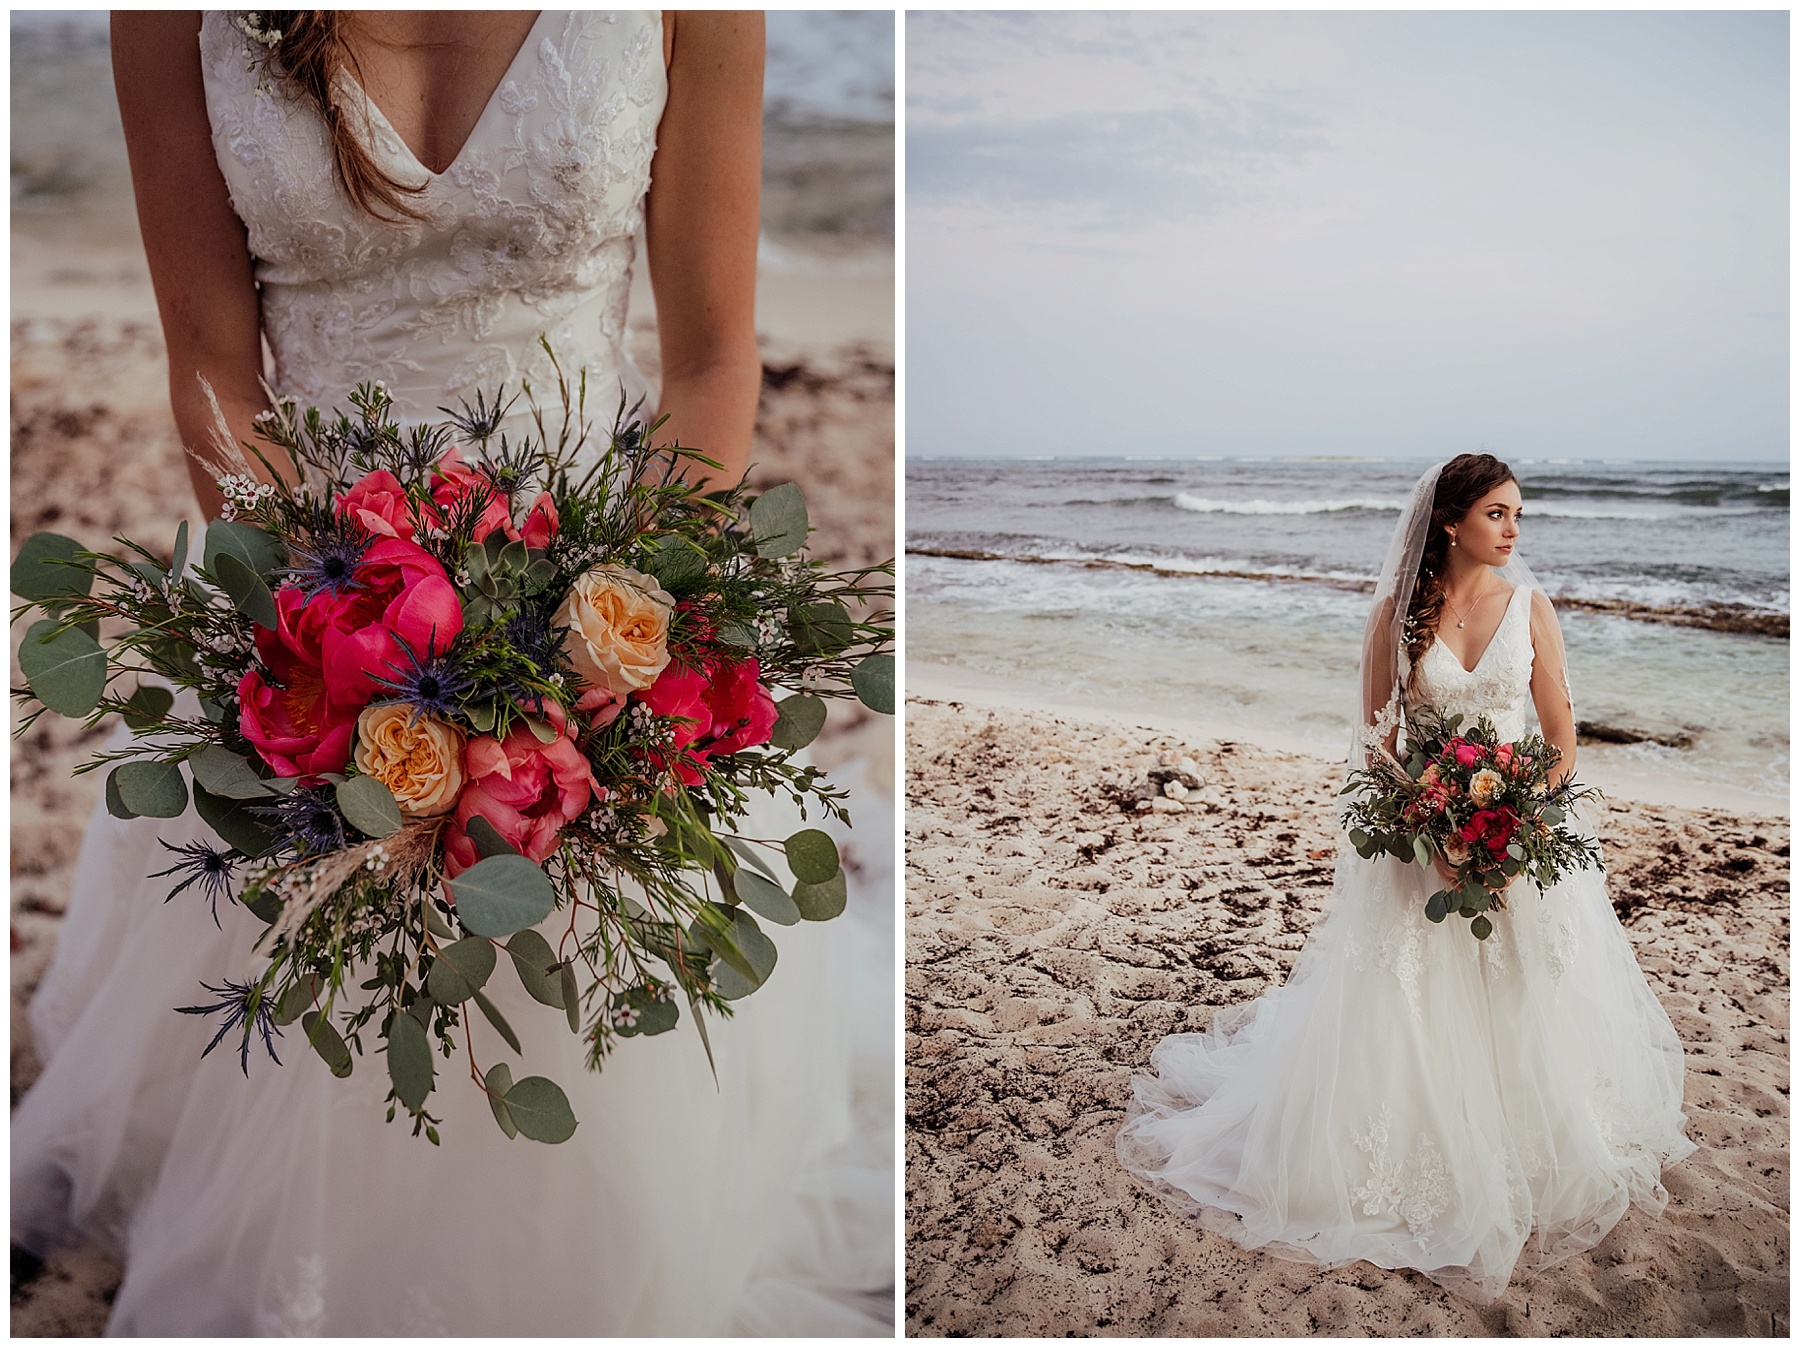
[908,458,1789,800]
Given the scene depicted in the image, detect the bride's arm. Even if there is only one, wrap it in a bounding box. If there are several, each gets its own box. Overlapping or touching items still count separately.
[645,12,765,491]
[1527,590,1578,788]
[112,12,280,523]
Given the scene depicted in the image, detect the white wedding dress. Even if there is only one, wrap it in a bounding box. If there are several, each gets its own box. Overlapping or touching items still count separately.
[11,12,893,1335]
[1116,583,1695,1303]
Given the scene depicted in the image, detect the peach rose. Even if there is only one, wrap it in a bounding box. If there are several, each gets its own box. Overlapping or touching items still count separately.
[352,704,467,817]
[553,564,675,696]
[1468,768,1505,808]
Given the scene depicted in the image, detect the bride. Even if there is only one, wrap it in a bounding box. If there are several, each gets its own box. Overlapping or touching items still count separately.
[12,11,890,1335]
[1116,454,1695,1303]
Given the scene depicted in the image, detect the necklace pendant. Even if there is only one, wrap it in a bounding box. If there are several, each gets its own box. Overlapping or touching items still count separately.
[1457,620,1466,628]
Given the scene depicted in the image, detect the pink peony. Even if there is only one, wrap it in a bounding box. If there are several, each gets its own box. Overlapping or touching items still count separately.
[1459,807,1520,858]
[321,538,465,706]
[574,684,627,730]
[442,701,598,878]
[427,448,514,543]
[335,470,417,541]
[519,491,558,549]
[236,589,362,778]
[701,656,778,756]
[1448,738,1482,769]
[638,657,778,786]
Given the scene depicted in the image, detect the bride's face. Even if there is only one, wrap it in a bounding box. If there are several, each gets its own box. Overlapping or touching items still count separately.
[1449,479,1523,567]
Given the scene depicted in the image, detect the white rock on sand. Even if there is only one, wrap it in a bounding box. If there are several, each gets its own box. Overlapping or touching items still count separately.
[905,696,1788,1337]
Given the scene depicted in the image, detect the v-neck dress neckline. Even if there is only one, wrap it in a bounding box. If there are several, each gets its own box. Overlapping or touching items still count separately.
[342,10,548,181]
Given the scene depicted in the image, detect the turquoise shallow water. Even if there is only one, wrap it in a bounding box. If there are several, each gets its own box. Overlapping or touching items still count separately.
[908,458,1788,801]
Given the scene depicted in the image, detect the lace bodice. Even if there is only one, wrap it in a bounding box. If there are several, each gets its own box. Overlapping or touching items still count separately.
[1406,584,1537,741]
[199,11,667,430]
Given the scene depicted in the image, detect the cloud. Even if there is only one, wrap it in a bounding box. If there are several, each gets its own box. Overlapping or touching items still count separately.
[908,103,1329,225]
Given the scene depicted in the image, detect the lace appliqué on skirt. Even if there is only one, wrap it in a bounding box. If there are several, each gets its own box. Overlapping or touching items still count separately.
[1352,1104,1452,1240]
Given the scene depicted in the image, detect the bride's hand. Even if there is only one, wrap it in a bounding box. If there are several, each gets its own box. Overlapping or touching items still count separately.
[1431,854,1460,888]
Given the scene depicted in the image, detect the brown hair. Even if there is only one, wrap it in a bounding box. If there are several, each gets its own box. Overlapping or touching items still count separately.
[264,12,429,223]
[1404,452,1517,666]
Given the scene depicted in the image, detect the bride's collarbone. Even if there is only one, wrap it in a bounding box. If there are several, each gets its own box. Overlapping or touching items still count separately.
[1430,583,1518,673]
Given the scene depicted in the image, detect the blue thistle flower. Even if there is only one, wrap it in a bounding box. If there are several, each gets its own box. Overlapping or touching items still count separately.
[278,526,372,601]
[150,839,239,927]
[251,787,349,856]
[372,638,475,720]
[176,978,282,1075]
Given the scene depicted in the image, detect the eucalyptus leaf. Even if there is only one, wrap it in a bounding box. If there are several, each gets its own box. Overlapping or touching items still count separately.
[386,1006,434,1110]
[1471,914,1494,940]
[792,869,848,922]
[734,870,800,926]
[722,837,779,881]
[337,775,402,839]
[19,620,106,717]
[788,602,853,656]
[423,902,455,940]
[783,828,840,885]
[850,653,895,715]
[503,1075,578,1143]
[169,520,190,586]
[1411,835,1432,869]
[204,519,286,579]
[750,482,808,558]
[717,621,758,648]
[1541,805,1565,826]
[189,744,274,799]
[242,885,283,924]
[302,1010,353,1077]
[559,963,581,1033]
[711,908,778,1001]
[273,973,324,1027]
[451,854,555,937]
[466,814,521,859]
[471,987,523,1054]
[522,716,558,745]
[11,532,91,602]
[104,770,138,820]
[114,759,189,819]
[485,1062,518,1139]
[194,782,278,858]
[770,693,827,751]
[505,930,565,1008]
[123,684,176,732]
[426,936,497,1005]
[213,552,278,630]
[465,700,497,733]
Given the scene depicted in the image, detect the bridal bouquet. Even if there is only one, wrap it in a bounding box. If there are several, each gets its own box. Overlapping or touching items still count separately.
[1339,707,1601,940]
[11,370,893,1144]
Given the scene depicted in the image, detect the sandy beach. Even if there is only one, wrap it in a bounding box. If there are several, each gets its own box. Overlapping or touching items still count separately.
[10,212,893,1331]
[904,691,1788,1336]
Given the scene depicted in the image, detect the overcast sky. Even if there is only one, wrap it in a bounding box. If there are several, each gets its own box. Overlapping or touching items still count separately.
[907,11,1787,461]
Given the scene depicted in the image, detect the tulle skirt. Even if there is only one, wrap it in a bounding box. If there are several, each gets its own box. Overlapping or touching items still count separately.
[1115,824,1695,1304]
[12,758,893,1336]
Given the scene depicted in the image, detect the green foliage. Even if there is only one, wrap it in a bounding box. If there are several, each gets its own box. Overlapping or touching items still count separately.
[19,620,107,717]
[11,532,92,602]
[386,1006,435,1111]
[485,1062,519,1139]
[733,870,800,926]
[750,482,809,557]
[212,552,278,629]
[784,828,841,885]
[426,937,497,1005]
[770,693,827,750]
[452,854,556,937]
[505,929,566,1008]
[203,519,287,578]
[337,776,403,839]
[502,1075,577,1143]
[851,652,895,714]
[792,870,848,922]
[112,759,189,819]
